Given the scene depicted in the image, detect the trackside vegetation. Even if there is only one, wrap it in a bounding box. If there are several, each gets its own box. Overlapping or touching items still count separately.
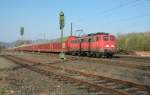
[117,32,150,51]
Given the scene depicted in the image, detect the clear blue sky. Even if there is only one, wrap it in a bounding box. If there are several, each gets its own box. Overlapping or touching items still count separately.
[0,0,150,42]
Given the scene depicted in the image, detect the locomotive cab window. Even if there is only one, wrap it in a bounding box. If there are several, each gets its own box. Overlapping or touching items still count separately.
[80,39,83,42]
[103,36,109,41]
[91,37,95,42]
[96,36,100,41]
[83,38,86,42]
[83,38,88,42]
[89,37,94,42]
[96,37,98,41]
[77,39,80,43]
[110,36,115,41]
[75,40,78,43]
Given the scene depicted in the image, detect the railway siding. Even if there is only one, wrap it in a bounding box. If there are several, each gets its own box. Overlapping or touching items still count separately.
[11,52,150,86]
[3,55,150,95]
[0,56,98,95]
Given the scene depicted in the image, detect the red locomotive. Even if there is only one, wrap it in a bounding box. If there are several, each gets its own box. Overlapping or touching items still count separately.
[15,32,116,57]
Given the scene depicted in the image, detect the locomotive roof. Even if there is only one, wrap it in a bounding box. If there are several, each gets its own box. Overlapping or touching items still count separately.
[15,37,69,47]
[81,32,109,37]
[88,32,109,36]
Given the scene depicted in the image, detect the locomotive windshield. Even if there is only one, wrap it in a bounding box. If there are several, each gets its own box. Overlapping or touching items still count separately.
[110,36,115,41]
[103,36,109,41]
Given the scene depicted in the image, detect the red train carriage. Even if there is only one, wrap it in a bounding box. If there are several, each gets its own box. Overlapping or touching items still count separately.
[14,32,116,57]
[15,37,73,53]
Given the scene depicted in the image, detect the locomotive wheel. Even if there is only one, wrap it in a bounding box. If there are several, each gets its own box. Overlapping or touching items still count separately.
[96,53,102,58]
[92,54,96,57]
[77,52,81,56]
[87,53,91,57]
[71,52,76,56]
[108,53,113,58]
[106,53,113,58]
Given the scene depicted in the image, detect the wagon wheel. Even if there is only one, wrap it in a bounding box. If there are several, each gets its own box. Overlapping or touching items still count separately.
[96,53,102,58]
[87,53,91,57]
[106,53,113,58]
[71,52,75,56]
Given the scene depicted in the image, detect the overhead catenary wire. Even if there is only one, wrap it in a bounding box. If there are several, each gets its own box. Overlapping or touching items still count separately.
[101,13,150,33]
[103,13,150,25]
[97,0,141,16]
[76,0,149,34]
[98,0,150,27]
[77,0,141,23]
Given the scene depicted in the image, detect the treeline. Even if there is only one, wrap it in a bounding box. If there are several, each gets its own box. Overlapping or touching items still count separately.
[117,32,150,51]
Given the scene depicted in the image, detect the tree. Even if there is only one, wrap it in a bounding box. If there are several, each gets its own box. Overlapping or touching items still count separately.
[116,31,150,51]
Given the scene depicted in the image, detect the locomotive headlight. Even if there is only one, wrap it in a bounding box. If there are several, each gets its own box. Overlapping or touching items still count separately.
[106,45,109,47]
[111,45,114,47]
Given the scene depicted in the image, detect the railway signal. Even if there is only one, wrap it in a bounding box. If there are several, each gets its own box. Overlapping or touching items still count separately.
[59,11,65,30]
[70,22,73,36]
[59,11,66,60]
[20,27,24,37]
[20,26,24,55]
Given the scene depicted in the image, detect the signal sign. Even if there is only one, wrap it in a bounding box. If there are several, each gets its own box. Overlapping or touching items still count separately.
[20,27,24,36]
[59,11,65,29]
[59,11,66,59]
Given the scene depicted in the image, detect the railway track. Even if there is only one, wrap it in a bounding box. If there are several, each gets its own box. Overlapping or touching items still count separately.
[2,54,150,95]
[76,57,150,71]
[22,52,150,71]
[6,52,150,71]
[55,54,150,71]
[50,54,150,71]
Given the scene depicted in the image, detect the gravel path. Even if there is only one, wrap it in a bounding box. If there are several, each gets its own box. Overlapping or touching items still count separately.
[13,52,150,86]
[0,56,96,95]
[0,57,18,70]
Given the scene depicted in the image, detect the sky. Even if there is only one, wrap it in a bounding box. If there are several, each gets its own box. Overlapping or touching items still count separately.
[0,0,150,42]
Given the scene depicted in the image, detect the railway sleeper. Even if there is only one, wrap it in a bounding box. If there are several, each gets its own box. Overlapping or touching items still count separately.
[86,77,101,82]
[96,82,142,95]
[113,85,146,95]
[63,81,71,84]
[86,88,98,92]
[135,90,150,95]
[122,88,150,95]
[57,78,68,81]
[93,80,109,84]
[104,82,117,87]
[71,83,83,86]
[112,84,127,89]
[77,85,89,90]
[96,91,111,95]
[5,55,150,95]
[123,87,139,92]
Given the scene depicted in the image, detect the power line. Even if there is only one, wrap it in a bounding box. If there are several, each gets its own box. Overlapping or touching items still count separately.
[97,0,140,16]
[79,0,142,26]
[99,0,150,25]
[104,13,150,25]
[100,14,150,26]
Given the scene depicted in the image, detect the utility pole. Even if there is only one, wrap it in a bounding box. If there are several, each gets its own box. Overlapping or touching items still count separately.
[59,11,66,60]
[71,23,73,36]
[20,27,24,41]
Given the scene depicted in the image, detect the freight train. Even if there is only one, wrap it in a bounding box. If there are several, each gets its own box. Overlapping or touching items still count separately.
[14,32,116,57]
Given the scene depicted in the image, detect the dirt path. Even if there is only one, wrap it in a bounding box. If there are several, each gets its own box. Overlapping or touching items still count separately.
[12,52,150,86]
[0,56,94,95]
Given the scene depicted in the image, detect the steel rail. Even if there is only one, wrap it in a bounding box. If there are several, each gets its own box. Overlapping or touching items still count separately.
[3,55,150,95]
[2,55,130,95]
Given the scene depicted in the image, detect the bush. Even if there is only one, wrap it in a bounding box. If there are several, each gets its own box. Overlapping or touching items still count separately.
[117,32,150,51]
